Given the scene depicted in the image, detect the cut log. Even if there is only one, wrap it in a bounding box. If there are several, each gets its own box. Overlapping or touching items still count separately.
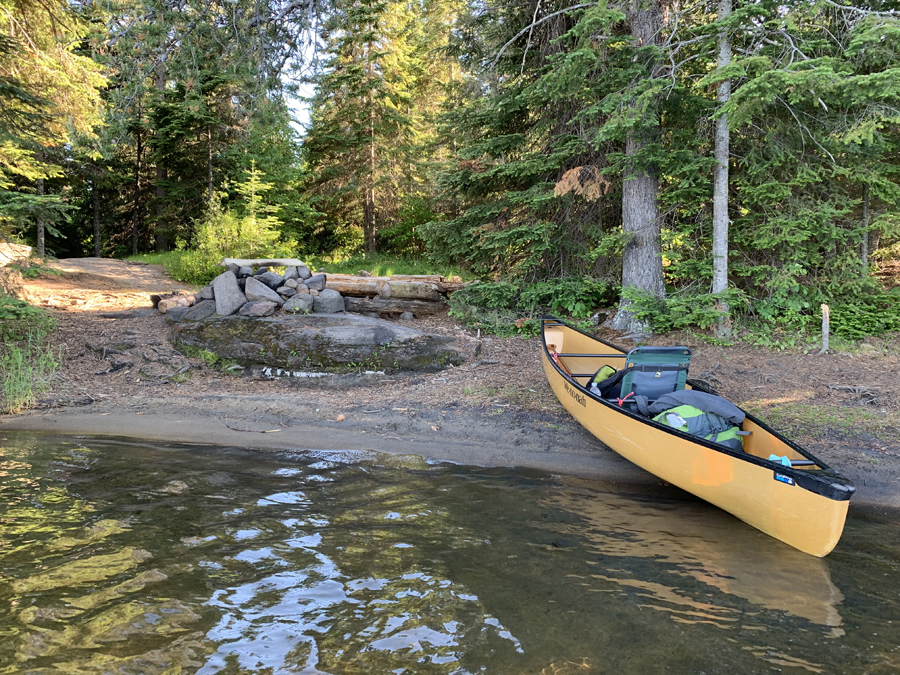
[387,280,442,301]
[325,278,388,296]
[325,273,468,295]
[343,296,448,315]
[325,277,442,301]
[220,258,307,268]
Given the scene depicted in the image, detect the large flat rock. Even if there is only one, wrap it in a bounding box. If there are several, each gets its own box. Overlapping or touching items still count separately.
[170,313,464,372]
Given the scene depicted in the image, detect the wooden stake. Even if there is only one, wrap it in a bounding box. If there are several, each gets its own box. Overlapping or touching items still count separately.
[818,304,830,355]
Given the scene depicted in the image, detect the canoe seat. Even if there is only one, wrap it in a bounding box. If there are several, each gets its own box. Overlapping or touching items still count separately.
[619,346,691,403]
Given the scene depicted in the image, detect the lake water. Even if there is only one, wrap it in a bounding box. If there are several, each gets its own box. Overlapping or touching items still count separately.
[1,432,898,674]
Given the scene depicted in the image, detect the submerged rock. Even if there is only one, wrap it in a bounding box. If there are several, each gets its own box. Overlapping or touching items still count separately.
[171,313,464,372]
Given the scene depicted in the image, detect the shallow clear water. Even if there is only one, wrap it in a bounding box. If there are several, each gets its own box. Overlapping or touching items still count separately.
[1,432,898,675]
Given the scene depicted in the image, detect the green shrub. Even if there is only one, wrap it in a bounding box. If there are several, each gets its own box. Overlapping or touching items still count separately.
[830,294,900,340]
[0,298,58,413]
[447,276,614,335]
[620,287,746,333]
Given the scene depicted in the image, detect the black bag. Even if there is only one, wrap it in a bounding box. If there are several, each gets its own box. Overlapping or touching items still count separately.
[588,365,627,399]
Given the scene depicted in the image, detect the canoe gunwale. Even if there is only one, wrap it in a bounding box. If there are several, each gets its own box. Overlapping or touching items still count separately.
[541,315,855,503]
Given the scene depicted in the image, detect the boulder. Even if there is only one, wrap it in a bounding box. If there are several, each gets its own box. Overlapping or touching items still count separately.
[254,266,269,275]
[158,296,192,313]
[256,271,285,289]
[297,264,311,280]
[277,286,297,297]
[239,301,278,317]
[165,306,191,323]
[283,266,299,281]
[285,278,299,289]
[245,276,284,306]
[226,263,240,276]
[171,313,465,372]
[313,288,345,314]
[199,285,214,300]
[283,294,314,314]
[399,312,415,321]
[305,273,326,291]
[212,271,247,316]
[182,299,217,322]
[238,266,253,278]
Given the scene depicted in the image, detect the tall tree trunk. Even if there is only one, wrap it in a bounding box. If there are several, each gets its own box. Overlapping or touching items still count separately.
[363,46,377,253]
[132,125,143,256]
[92,181,101,257]
[860,183,869,276]
[154,66,168,252]
[610,0,664,334]
[712,0,732,338]
[365,128,376,252]
[155,163,168,251]
[36,176,45,259]
[35,148,45,258]
[207,126,214,208]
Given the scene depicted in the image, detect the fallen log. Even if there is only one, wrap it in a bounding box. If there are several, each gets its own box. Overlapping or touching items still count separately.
[343,296,448,316]
[325,277,443,301]
[326,273,467,295]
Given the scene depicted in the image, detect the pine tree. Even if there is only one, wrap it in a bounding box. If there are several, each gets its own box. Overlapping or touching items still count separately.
[302,0,462,253]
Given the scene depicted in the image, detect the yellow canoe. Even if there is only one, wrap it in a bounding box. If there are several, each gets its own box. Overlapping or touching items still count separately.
[541,316,855,557]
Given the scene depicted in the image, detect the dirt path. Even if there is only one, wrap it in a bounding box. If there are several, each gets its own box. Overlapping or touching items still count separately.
[3,257,900,510]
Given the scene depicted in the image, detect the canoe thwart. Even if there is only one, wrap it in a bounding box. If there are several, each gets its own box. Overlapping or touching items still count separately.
[555,352,627,358]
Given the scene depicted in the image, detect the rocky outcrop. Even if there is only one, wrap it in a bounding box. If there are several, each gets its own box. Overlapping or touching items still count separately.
[171,313,464,372]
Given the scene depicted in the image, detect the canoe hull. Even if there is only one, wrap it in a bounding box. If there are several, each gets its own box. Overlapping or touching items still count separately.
[542,319,851,557]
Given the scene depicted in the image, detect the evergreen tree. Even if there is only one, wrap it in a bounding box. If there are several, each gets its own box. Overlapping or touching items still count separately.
[302,0,462,253]
[0,0,105,252]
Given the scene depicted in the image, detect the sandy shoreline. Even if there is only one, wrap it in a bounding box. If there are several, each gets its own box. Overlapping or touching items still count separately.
[0,397,657,486]
[3,396,899,511]
[3,256,899,515]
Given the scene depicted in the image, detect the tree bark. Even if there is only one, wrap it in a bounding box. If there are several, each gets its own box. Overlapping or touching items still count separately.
[712,0,732,338]
[155,163,168,251]
[860,183,869,276]
[35,147,45,258]
[36,176,45,259]
[92,181,101,257]
[132,124,143,256]
[363,39,377,253]
[207,126,214,208]
[610,0,664,334]
[154,65,168,252]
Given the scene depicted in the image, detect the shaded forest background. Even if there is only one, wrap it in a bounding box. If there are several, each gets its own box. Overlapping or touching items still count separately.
[2,0,900,339]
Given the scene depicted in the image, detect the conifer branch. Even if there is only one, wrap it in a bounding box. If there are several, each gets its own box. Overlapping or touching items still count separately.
[491,4,594,68]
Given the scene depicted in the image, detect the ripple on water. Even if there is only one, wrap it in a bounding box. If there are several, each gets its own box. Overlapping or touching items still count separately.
[0,433,898,674]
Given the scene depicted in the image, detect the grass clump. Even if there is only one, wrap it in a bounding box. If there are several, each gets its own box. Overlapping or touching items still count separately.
[0,296,59,413]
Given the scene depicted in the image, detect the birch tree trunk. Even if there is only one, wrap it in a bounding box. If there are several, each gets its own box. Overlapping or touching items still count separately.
[93,181,101,257]
[610,0,664,334]
[712,0,732,338]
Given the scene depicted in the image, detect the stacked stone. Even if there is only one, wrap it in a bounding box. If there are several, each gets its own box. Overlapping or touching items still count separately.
[167,263,346,320]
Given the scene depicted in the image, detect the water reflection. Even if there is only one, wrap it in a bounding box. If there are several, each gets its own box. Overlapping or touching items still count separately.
[0,434,898,675]
[545,477,845,635]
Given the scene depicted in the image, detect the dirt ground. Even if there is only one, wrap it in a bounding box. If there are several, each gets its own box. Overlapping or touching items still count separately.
[3,258,900,509]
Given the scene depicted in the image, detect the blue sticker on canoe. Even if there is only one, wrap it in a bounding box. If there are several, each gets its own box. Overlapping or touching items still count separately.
[774,472,795,486]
